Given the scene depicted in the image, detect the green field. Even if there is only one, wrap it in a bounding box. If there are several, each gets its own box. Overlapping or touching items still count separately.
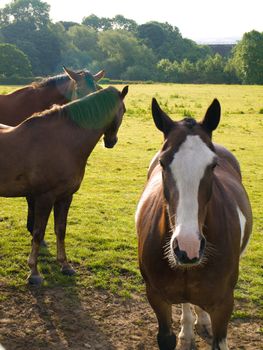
[0,84,262,320]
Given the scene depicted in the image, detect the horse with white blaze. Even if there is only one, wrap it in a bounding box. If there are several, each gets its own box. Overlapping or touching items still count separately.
[136,97,252,350]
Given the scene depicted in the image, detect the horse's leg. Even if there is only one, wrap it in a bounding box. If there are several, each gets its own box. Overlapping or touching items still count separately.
[146,284,176,350]
[54,195,75,276]
[26,196,34,235]
[177,303,196,350]
[26,196,47,247]
[208,295,233,350]
[27,195,53,284]
[194,305,213,343]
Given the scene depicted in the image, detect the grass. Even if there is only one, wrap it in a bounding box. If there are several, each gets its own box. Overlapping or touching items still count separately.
[0,83,262,318]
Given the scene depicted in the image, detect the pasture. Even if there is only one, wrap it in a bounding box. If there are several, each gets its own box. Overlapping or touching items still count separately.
[0,83,262,349]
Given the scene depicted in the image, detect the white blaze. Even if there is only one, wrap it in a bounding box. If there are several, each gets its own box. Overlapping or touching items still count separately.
[170,135,215,259]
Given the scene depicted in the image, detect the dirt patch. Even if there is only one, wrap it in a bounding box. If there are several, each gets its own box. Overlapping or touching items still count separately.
[0,285,262,350]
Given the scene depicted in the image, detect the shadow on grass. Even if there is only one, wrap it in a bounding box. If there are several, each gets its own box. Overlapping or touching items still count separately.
[0,244,116,350]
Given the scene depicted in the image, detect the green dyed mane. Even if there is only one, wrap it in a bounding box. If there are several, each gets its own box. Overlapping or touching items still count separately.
[64,86,120,129]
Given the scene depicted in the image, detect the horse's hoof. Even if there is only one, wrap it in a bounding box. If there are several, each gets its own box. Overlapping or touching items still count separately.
[27,274,43,285]
[61,266,76,276]
[40,240,48,248]
[157,332,176,350]
[177,338,196,350]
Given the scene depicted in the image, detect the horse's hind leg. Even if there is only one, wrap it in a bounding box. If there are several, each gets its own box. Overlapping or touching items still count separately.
[208,294,233,350]
[146,284,176,350]
[177,304,196,350]
[26,196,47,247]
[54,195,75,276]
[194,305,213,343]
[27,195,53,285]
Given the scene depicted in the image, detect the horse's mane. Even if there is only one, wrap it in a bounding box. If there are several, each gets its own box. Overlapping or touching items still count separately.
[32,69,95,89]
[32,73,72,88]
[63,87,120,129]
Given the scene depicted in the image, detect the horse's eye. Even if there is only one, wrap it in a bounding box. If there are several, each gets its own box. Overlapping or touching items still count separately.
[211,161,217,170]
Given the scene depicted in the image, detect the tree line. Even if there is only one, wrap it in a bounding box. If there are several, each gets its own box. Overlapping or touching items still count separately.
[0,0,262,84]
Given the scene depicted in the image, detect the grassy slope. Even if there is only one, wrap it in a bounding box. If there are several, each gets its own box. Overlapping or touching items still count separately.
[0,84,262,319]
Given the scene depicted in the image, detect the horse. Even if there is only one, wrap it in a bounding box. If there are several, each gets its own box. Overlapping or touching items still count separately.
[0,67,104,245]
[0,66,105,126]
[136,97,252,350]
[0,85,128,285]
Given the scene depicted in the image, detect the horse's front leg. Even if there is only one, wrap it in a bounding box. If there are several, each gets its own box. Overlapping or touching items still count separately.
[146,284,176,350]
[54,195,75,276]
[177,303,196,350]
[208,294,234,350]
[26,196,47,247]
[27,195,53,284]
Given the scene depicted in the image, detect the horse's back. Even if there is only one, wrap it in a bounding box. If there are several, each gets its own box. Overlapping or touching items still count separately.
[0,86,38,126]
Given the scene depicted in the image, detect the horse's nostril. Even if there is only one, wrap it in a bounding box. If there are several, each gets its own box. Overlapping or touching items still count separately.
[173,241,203,265]
[174,245,197,265]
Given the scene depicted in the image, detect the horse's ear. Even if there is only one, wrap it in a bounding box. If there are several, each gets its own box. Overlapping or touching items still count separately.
[152,98,174,137]
[201,99,221,135]
[94,70,105,81]
[121,85,129,99]
[63,66,80,82]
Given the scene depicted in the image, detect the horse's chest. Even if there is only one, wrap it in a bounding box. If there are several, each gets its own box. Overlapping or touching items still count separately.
[150,267,224,305]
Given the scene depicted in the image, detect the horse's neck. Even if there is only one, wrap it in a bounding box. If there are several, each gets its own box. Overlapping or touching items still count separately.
[39,82,72,108]
[56,115,104,160]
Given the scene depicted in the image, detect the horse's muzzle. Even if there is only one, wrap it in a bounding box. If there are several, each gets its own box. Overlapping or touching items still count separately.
[173,237,206,265]
[103,137,118,148]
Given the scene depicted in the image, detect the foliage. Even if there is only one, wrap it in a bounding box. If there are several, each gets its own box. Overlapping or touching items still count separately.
[0,0,61,75]
[231,30,263,84]
[96,30,156,80]
[0,43,32,77]
[157,54,239,84]
[0,0,50,29]
[0,0,262,83]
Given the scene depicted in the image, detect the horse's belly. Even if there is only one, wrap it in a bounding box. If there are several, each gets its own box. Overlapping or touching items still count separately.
[0,176,29,197]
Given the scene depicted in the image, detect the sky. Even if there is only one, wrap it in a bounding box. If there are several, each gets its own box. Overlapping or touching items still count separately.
[0,0,263,43]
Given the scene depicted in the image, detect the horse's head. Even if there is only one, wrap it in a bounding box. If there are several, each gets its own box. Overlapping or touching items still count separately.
[152,97,221,267]
[63,66,105,99]
[103,85,129,148]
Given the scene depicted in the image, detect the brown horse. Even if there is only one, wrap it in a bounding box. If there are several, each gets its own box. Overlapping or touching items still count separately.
[136,98,252,350]
[0,67,104,244]
[0,85,128,284]
[0,67,105,126]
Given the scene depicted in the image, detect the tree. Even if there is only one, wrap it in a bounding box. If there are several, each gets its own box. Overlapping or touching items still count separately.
[97,30,156,79]
[68,25,98,54]
[111,15,137,32]
[0,43,32,77]
[1,21,61,74]
[0,0,62,75]
[231,30,263,84]
[82,14,112,31]
[0,0,50,29]
[137,21,209,63]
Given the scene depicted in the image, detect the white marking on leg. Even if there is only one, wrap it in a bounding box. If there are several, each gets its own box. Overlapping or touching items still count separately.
[236,206,246,248]
[219,338,229,350]
[170,135,215,259]
[177,303,195,349]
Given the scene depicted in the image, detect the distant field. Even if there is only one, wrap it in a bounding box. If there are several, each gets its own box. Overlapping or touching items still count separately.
[0,83,262,320]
